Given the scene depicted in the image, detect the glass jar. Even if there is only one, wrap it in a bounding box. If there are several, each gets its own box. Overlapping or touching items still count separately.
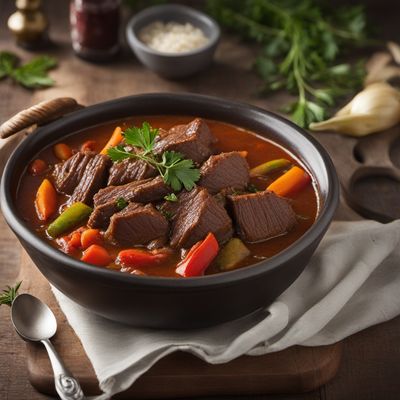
[70,0,120,62]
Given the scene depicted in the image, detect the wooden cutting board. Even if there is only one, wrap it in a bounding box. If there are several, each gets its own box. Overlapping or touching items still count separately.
[19,251,343,398]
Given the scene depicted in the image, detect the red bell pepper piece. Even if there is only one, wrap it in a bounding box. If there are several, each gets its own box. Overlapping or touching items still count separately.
[176,232,219,277]
[118,249,168,268]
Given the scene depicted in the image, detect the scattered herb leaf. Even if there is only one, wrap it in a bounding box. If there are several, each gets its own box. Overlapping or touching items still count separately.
[116,197,129,210]
[207,0,369,127]
[0,281,22,307]
[164,193,178,202]
[0,51,57,89]
[108,123,200,191]
[123,122,158,155]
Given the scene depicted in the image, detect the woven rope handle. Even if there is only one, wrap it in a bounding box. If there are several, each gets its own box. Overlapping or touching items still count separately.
[0,97,83,139]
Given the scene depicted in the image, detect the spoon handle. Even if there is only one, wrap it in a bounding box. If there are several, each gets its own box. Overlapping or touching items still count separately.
[41,339,85,400]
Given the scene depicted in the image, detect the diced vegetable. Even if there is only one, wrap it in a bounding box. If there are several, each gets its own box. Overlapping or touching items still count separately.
[267,166,311,197]
[118,249,168,268]
[217,238,251,271]
[100,126,123,155]
[81,244,111,267]
[58,230,82,254]
[35,179,57,221]
[176,232,219,277]
[250,158,291,177]
[53,143,73,161]
[238,150,248,158]
[29,159,47,176]
[47,202,93,238]
[81,228,102,249]
[81,140,96,152]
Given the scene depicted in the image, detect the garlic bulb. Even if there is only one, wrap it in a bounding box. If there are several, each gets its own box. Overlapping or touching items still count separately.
[309,82,400,136]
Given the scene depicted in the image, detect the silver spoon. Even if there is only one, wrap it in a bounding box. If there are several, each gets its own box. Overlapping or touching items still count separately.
[11,293,85,400]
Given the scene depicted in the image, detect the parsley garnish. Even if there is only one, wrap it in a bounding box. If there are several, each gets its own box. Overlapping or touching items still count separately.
[108,123,200,191]
[0,51,56,89]
[164,193,178,202]
[0,281,22,307]
[116,197,129,210]
[207,1,368,127]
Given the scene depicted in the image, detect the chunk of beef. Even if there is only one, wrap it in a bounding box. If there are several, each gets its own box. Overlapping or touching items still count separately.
[170,187,233,249]
[199,152,250,194]
[69,154,111,206]
[94,176,171,206]
[108,159,157,186]
[87,200,120,229]
[105,203,169,246]
[153,118,217,165]
[227,190,297,243]
[53,151,96,194]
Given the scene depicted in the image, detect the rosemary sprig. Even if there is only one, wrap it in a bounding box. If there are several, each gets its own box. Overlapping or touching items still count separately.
[0,281,22,307]
[108,122,200,191]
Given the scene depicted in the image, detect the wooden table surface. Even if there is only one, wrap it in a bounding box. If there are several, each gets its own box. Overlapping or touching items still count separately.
[1,1,400,399]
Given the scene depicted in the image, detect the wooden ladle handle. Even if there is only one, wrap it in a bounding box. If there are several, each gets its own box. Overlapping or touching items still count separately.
[0,97,84,139]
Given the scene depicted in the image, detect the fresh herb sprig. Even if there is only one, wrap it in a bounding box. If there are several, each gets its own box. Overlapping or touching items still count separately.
[0,281,22,307]
[108,122,200,191]
[207,0,368,127]
[0,51,57,89]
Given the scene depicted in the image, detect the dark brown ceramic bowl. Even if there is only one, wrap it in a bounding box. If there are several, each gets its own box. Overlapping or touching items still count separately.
[1,93,339,329]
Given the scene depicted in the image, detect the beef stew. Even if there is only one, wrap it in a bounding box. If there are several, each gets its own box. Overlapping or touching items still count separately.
[17,116,319,278]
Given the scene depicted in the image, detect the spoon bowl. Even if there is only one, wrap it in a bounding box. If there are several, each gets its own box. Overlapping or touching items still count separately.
[11,293,57,341]
[11,294,85,400]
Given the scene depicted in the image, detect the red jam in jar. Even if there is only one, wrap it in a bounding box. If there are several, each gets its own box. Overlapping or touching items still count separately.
[70,0,120,61]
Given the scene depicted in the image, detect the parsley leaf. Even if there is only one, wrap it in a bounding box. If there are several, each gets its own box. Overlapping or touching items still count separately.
[123,122,158,154]
[0,51,18,79]
[107,123,200,192]
[12,55,57,88]
[164,193,178,202]
[108,145,135,162]
[0,51,57,89]
[116,197,129,210]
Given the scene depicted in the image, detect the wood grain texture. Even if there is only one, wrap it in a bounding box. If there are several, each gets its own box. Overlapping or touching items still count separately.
[1,1,400,400]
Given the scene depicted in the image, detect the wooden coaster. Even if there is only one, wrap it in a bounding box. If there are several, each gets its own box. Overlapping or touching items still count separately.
[19,251,343,398]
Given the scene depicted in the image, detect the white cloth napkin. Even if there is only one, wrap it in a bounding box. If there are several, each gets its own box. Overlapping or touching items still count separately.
[52,219,400,399]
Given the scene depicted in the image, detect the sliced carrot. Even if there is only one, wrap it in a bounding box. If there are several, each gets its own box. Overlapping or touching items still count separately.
[29,159,47,176]
[81,228,102,249]
[267,166,311,197]
[238,151,248,158]
[81,244,111,267]
[100,126,123,155]
[54,143,73,161]
[35,179,57,221]
[81,140,96,152]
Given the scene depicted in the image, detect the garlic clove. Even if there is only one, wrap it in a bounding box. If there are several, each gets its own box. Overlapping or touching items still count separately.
[310,82,400,136]
[309,114,397,136]
[364,52,392,86]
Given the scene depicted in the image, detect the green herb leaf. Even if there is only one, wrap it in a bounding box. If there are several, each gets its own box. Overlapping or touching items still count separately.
[161,151,200,191]
[0,281,22,307]
[123,122,158,154]
[107,145,135,162]
[11,55,57,88]
[0,51,18,79]
[108,123,200,191]
[116,197,129,210]
[164,193,178,202]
